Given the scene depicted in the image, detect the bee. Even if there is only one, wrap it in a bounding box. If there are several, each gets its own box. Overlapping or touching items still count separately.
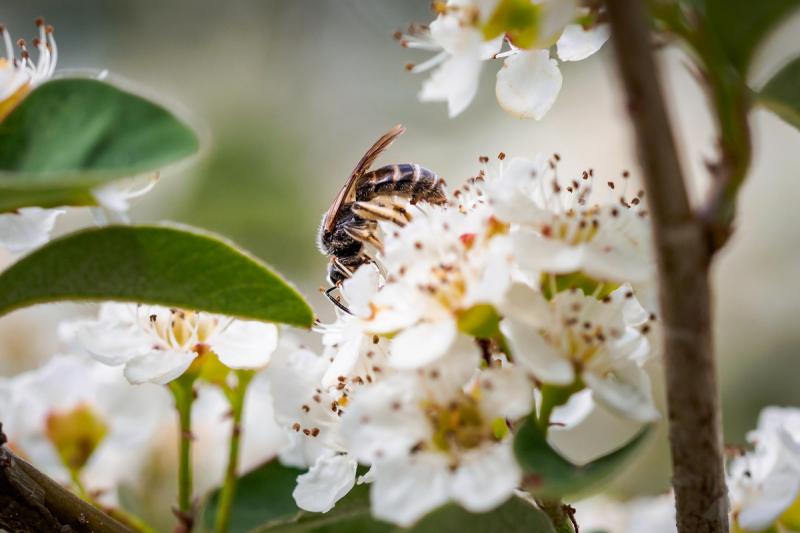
[318,124,446,312]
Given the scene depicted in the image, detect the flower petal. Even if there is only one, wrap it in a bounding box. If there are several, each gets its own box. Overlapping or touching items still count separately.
[123,349,197,385]
[583,365,660,422]
[370,454,451,527]
[496,50,562,120]
[556,23,610,62]
[501,316,574,385]
[451,444,521,512]
[389,319,457,369]
[211,320,278,369]
[293,453,357,513]
[476,367,534,420]
[0,207,63,254]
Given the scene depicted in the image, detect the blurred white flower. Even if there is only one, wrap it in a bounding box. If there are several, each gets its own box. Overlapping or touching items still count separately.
[0,19,56,118]
[501,283,658,422]
[341,343,532,526]
[0,207,64,254]
[577,494,677,533]
[0,354,170,503]
[729,406,800,532]
[402,1,608,119]
[65,302,279,384]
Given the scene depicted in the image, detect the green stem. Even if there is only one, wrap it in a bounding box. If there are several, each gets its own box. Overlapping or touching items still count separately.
[214,370,254,533]
[536,499,576,533]
[170,378,197,528]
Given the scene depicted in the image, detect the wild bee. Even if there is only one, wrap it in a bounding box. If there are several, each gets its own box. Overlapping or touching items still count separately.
[318,124,446,312]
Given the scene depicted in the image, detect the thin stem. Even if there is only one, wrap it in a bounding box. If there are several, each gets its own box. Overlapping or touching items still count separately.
[170,378,197,531]
[604,1,728,532]
[214,370,254,533]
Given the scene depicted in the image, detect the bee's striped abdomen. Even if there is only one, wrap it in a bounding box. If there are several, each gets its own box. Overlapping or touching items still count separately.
[356,163,446,205]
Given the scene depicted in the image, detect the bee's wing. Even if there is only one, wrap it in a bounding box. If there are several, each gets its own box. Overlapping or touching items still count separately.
[322,124,406,233]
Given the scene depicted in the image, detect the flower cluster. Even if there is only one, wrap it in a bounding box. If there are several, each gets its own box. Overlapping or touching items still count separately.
[399,0,609,118]
[728,406,800,532]
[268,152,659,525]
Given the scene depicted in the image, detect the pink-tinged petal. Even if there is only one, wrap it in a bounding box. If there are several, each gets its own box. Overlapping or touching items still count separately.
[123,349,197,385]
[293,454,357,513]
[496,50,562,120]
[556,24,610,62]
[212,321,278,369]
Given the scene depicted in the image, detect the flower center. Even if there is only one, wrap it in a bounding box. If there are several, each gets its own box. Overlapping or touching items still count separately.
[423,393,503,454]
[45,403,108,473]
[146,309,221,351]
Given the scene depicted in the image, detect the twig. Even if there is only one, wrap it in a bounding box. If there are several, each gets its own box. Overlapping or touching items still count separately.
[604,1,729,532]
[0,435,133,532]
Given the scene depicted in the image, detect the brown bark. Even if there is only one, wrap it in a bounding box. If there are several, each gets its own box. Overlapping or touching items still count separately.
[603,1,729,532]
[0,441,134,533]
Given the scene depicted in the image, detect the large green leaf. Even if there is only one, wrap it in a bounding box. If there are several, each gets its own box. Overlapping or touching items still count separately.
[0,78,199,212]
[514,419,651,500]
[261,483,556,533]
[0,225,313,327]
[702,0,800,74]
[202,460,305,533]
[759,55,800,130]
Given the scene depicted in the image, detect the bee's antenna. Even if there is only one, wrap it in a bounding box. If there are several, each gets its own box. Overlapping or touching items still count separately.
[325,286,353,315]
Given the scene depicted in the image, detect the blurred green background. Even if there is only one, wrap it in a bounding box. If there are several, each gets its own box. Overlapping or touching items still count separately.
[2,0,800,510]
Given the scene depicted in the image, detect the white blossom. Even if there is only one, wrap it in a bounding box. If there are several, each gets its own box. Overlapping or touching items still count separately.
[402,1,608,119]
[729,407,800,531]
[0,355,170,502]
[267,346,361,512]
[486,154,654,289]
[0,20,56,115]
[501,283,659,422]
[361,199,514,369]
[341,342,532,526]
[64,302,279,385]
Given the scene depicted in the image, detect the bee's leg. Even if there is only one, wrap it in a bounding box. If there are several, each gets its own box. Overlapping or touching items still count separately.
[344,226,384,252]
[325,285,352,315]
[388,199,413,223]
[352,201,408,227]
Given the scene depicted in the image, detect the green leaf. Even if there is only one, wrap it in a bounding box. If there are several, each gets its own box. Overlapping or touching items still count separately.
[0,78,199,212]
[0,225,313,327]
[514,419,651,500]
[759,55,800,130]
[261,481,556,533]
[702,0,800,74]
[202,460,305,533]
